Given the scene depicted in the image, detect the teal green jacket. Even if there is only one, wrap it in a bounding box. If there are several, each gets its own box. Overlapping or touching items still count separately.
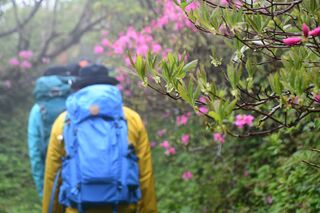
[28,104,44,198]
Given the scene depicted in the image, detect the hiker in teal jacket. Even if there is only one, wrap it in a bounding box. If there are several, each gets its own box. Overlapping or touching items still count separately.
[28,66,77,198]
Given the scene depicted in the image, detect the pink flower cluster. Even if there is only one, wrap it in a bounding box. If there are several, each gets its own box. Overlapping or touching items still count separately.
[213,133,225,144]
[160,140,176,156]
[8,50,33,69]
[234,114,254,128]
[283,23,320,46]
[176,112,191,126]
[94,0,198,66]
[182,171,193,181]
[157,129,167,137]
[152,0,197,31]
[181,134,190,145]
[150,141,157,149]
[314,94,320,103]
[197,96,209,115]
[220,0,243,9]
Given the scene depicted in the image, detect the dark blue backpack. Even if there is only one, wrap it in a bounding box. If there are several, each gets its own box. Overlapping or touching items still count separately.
[33,75,72,159]
[57,85,141,212]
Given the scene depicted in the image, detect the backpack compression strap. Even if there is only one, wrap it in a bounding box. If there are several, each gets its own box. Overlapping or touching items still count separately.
[49,169,61,213]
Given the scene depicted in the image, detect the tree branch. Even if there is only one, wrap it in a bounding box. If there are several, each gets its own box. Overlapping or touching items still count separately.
[0,0,43,38]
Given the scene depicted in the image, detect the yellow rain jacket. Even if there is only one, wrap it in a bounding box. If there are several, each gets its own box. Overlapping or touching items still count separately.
[42,107,157,213]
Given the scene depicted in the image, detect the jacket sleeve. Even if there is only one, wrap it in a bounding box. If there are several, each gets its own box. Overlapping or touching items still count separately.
[28,104,45,198]
[136,118,158,213]
[42,113,66,213]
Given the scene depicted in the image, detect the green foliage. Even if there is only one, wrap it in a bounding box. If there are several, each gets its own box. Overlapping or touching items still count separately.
[131,0,320,137]
[0,109,41,213]
[148,112,320,212]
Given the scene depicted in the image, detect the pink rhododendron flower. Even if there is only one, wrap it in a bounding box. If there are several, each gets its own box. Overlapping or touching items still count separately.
[178,53,188,62]
[160,140,170,149]
[243,170,249,177]
[94,45,104,54]
[220,0,230,6]
[101,38,110,47]
[19,50,33,59]
[213,133,225,143]
[283,37,302,46]
[309,27,320,37]
[116,74,125,83]
[165,147,176,155]
[198,106,208,114]
[8,57,19,66]
[181,134,190,145]
[219,24,232,36]
[234,114,255,128]
[234,0,243,8]
[159,15,170,27]
[113,35,129,54]
[143,27,152,34]
[220,0,242,8]
[199,96,207,104]
[314,94,320,103]
[182,171,193,180]
[176,114,189,126]
[150,141,157,148]
[243,115,254,126]
[126,27,138,39]
[151,43,162,53]
[101,30,109,36]
[117,84,123,91]
[20,60,32,69]
[157,129,167,137]
[124,55,136,66]
[302,23,309,37]
[185,2,200,12]
[136,45,149,56]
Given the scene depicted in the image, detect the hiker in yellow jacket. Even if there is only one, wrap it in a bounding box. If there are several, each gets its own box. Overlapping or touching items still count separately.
[42,64,157,213]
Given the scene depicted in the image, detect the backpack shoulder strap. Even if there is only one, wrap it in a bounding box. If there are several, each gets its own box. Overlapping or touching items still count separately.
[49,169,61,213]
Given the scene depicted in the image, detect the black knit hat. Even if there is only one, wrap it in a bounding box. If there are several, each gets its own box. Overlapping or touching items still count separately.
[72,64,119,89]
[43,66,73,76]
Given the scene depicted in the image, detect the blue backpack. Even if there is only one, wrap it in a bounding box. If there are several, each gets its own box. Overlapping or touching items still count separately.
[57,85,141,212]
[33,75,72,159]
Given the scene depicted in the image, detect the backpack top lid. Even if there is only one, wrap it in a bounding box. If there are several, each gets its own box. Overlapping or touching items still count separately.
[33,75,72,101]
[66,84,123,124]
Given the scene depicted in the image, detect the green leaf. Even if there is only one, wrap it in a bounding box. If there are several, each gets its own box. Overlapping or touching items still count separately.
[225,99,237,116]
[246,57,255,77]
[182,60,198,73]
[246,16,259,32]
[268,73,282,95]
[177,81,190,103]
[208,111,221,124]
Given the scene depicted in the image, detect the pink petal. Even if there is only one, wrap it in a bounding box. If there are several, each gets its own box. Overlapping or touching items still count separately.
[283,37,302,46]
[309,27,320,37]
[302,23,309,37]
